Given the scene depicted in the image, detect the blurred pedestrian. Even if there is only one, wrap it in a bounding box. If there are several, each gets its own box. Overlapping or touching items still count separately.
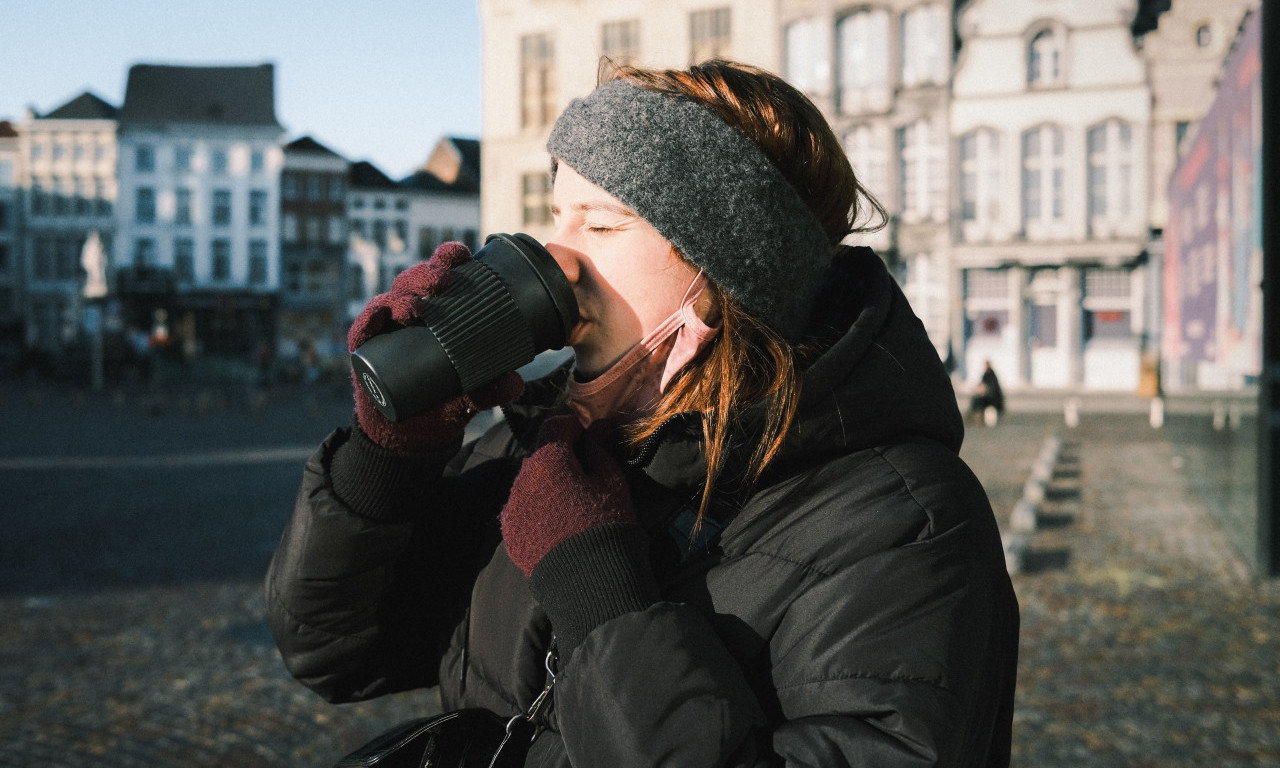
[267,60,1018,766]
[970,360,1005,426]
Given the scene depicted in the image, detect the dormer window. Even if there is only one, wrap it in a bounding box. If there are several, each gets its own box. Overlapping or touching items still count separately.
[1028,27,1063,87]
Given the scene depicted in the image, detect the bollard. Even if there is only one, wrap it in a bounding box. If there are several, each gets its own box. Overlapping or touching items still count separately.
[1149,397,1165,429]
[1064,396,1081,428]
[1212,401,1226,431]
[1010,497,1039,533]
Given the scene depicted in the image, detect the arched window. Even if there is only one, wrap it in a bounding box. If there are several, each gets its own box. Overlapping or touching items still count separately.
[1027,27,1063,87]
[958,128,1001,233]
[900,4,948,87]
[785,17,831,97]
[1021,124,1065,232]
[1087,119,1135,231]
[844,124,889,201]
[836,9,890,113]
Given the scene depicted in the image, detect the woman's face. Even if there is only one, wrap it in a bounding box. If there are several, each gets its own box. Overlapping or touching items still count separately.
[546,164,708,379]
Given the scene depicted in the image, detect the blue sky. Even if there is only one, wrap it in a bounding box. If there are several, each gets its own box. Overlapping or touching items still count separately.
[1,0,483,179]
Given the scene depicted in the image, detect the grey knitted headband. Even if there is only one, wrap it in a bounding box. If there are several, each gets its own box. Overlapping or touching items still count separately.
[546,78,831,338]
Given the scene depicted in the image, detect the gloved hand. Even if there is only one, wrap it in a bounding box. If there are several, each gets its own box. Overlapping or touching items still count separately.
[348,241,524,452]
[500,415,635,576]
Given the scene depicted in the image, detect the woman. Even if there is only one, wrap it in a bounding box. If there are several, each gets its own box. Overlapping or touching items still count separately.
[266,60,1019,766]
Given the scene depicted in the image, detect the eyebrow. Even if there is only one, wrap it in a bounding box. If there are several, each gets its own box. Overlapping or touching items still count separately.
[554,199,637,217]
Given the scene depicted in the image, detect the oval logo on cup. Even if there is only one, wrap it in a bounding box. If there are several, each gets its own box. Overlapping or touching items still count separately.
[361,372,388,408]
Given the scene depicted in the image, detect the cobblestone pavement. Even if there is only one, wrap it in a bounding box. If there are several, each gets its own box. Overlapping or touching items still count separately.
[960,410,1280,768]
[2,382,1278,766]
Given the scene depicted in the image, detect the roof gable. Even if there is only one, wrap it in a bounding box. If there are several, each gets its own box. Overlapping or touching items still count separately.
[121,63,280,126]
[42,92,119,120]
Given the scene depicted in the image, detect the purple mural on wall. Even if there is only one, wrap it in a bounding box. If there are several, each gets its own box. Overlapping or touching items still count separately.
[1165,10,1262,381]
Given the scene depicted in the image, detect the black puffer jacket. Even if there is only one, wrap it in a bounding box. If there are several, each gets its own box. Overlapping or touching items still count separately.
[266,247,1019,766]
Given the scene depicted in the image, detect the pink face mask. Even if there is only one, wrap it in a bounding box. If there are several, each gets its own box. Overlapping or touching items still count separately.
[568,271,720,427]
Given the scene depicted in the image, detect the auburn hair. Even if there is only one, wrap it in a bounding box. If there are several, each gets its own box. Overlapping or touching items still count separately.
[605,60,886,527]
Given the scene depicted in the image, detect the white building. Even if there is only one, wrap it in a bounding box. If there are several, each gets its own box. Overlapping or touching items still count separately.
[0,121,20,351]
[14,93,119,355]
[951,0,1152,391]
[478,0,781,241]
[115,63,285,356]
[779,0,955,358]
[344,140,480,330]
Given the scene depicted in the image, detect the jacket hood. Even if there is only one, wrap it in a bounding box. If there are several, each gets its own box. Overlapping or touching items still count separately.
[782,246,963,462]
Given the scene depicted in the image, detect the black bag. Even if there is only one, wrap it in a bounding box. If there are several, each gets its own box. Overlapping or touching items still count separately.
[333,649,556,768]
[333,708,514,768]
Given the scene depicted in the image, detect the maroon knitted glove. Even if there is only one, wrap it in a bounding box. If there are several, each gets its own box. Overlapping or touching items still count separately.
[500,416,635,576]
[348,241,524,452]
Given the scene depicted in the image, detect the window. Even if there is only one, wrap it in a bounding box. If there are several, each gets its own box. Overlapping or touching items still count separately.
[249,240,268,285]
[419,227,437,259]
[394,198,408,211]
[350,218,366,238]
[900,5,947,87]
[844,125,889,203]
[785,18,830,97]
[966,268,1008,299]
[373,198,386,210]
[306,176,322,201]
[1083,268,1133,341]
[74,180,92,216]
[393,220,408,247]
[211,149,229,175]
[521,33,557,128]
[896,119,945,221]
[522,172,553,226]
[135,144,155,173]
[282,174,299,200]
[53,143,65,161]
[602,19,640,64]
[135,188,156,224]
[1028,28,1063,87]
[1021,125,1065,229]
[1195,23,1213,49]
[250,150,265,173]
[211,239,231,281]
[175,146,193,172]
[837,10,890,113]
[306,215,322,242]
[0,159,10,187]
[282,213,299,242]
[94,182,111,216]
[212,189,232,226]
[0,201,7,230]
[958,129,1001,228]
[133,238,156,268]
[329,177,345,201]
[329,215,346,244]
[174,238,195,283]
[249,190,268,226]
[176,188,192,225]
[373,220,387,248]
[690,7,731,63]
[1087,119,1134,228]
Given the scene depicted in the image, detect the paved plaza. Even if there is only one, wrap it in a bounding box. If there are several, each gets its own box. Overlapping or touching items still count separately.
[1,380,1277,767]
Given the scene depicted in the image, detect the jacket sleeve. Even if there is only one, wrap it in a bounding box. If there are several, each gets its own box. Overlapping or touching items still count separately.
[264,424,513,703]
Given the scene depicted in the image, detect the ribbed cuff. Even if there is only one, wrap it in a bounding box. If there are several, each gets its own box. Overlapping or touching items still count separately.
[328,420,460,522]
[527,522,661,657]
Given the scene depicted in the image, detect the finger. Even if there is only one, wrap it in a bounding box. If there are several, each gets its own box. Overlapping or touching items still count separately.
[536,414,585,447]
[431,240,473,270]
[468,371,525,410]
[347,302,393,352]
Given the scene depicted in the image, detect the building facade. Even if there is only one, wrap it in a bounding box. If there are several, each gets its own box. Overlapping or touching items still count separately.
[779,0,955,358]
[0,121,20,357]
[115,64,285,358]
[478,0,781,241]
[14,93,119,358]
[950,0,1152,390]
[279,136,349,364]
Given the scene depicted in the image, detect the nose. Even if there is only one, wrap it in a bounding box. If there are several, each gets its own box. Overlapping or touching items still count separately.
[544,239,580,284]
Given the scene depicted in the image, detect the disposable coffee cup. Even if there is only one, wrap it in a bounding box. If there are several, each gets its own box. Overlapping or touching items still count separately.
[351,233,578,422]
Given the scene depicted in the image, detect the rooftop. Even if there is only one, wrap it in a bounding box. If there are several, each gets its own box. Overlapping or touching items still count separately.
[120,63,280,127]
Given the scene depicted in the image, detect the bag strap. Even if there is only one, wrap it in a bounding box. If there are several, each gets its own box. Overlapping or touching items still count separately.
[487,643,557,768]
